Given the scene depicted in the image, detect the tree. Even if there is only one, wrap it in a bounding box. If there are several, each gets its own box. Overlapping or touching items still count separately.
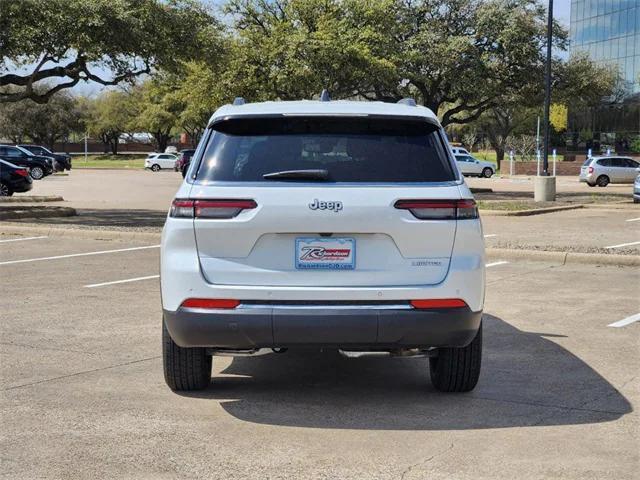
[86,90,136,154]
[224,0,567,128]
[0,88,84,148]
[363,0,568,126]
[223,0,398,102]
[133,78,183,152]
[0,0,220,103]
[172,62,229,146]
[472,53,616,169]
[549,104,568,133]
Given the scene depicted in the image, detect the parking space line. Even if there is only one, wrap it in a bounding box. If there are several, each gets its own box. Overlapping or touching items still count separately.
[625,217,640,222]
[486,261,509,267]
[608,313,640,328]
[0,245,160,266]
[0,236,48,244]
[85,275,160,288]
[484,234,497,238]
[604,241,640,249]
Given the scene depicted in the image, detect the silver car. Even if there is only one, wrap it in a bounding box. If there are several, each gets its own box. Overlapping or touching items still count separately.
[454,154,495,178]
[579,156,640,187]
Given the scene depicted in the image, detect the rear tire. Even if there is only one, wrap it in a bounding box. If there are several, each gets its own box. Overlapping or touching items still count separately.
[151,164,161,172]
[429,321,482,392]
[596,175,609,187]
[30,166,44,180]
[162,320,211,391]
[0,182,13,196]
[482,167,493,178]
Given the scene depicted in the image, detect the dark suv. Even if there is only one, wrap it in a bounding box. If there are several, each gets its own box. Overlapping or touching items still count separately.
[0,145,53,180]
[18,144,72,171]
[175,149,196,177]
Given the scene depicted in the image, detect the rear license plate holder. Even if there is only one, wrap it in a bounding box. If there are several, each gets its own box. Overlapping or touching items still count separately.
[295,237,355,270]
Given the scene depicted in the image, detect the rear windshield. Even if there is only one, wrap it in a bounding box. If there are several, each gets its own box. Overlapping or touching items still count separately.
[583,158,593,166]
[194,117,456,183]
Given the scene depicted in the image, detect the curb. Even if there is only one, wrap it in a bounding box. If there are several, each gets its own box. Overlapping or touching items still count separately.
[470,188,493,193]
[487,247,640,267]
[0,222,161,242]
[0,206,77,220]
[0,195,64,203]
[481,204,584,216]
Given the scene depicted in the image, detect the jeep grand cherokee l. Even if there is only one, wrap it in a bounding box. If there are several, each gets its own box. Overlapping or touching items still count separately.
[161,96,485,393]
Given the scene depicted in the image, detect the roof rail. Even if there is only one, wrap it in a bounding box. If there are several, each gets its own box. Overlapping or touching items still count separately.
[319,89,331,102]
[232,97,245,106]
[397,98,417,107]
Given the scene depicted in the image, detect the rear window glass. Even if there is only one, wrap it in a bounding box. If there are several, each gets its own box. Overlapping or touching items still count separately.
[194,117,456,183]
[582,158,593,166]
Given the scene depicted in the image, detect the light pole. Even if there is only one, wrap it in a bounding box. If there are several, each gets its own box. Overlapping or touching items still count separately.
[534,0,557,201]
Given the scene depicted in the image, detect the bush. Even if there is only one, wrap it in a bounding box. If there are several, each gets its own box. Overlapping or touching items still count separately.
[631,137,640,154]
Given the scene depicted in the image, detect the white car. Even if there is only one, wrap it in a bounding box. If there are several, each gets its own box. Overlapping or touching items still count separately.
[145,153,178,172]
[450,146,471,156]
[454,154,495,178]
[161,96,486,393]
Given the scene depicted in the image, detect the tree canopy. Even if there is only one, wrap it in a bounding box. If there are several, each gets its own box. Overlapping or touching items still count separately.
[224,0,569,126]
[0,0,221,103]
[0,88,84,148]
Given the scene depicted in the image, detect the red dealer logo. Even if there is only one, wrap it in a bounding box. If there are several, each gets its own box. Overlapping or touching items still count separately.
[300,247,351,261]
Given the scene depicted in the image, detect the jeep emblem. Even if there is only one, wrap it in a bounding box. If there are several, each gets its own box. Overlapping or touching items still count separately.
[309,199,343,212]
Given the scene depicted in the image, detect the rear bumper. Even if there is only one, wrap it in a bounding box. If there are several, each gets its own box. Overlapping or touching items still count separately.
[163,304,482,349]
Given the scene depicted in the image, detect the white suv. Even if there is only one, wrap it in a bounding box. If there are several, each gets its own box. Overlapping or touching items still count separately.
[161,96,486,392]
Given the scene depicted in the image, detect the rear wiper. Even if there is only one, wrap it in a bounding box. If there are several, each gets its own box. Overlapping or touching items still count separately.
[262,169,329,181]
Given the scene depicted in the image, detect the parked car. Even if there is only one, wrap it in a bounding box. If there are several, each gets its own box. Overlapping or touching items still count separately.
[0,145,53,180]
[450,146,471,156]
[145,153,178,172]
[17,144,72,171]
[0,159,33,196]
[175,149,196,176]
[634,175,640,203]
[161,96,485,393]
[454,154,495,178]
[165,146,178,154]
[580,156,640,187]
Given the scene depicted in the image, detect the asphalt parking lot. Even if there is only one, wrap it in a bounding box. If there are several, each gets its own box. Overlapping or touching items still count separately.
[1,235,638,479]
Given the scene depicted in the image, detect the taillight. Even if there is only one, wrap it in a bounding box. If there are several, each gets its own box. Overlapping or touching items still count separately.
[394,199,478,220]
[170,199,257,219]
[588,166,594,174]
[14,169,29,177]
[180,298,240,309]
[410,299,467,309]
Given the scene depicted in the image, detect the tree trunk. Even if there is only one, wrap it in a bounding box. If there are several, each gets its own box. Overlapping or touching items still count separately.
[154,132,171,153]
[110,139,119,155]
[495,147,504,172]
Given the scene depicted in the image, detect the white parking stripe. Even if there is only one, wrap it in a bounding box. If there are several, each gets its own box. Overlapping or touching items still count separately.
[0,245,160,266]
[625,217,640,222]
[84,275,159,288]
[608,313,640,328]
[484,234,497,238]
[486,261,509,267]
[604,241,640,249]
[0,236,48,244]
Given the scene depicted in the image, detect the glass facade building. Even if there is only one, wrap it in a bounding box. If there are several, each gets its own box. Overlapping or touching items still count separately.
[568,0,640,149]
[570,0,639,92]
